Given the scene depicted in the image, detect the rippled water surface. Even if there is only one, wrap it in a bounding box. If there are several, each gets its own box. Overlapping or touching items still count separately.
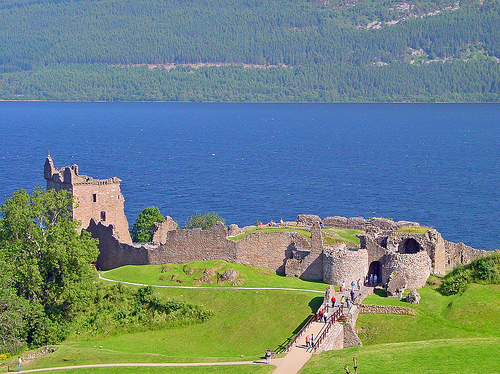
[0,102,498,250]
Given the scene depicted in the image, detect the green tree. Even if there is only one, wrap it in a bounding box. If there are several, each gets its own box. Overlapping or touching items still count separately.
[0,264,27,353]
[0,187,99,346]
[130,206,164,242]
[184,212,225,230]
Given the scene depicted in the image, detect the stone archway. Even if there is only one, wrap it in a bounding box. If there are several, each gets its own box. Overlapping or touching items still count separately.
[399,238,421,254]
[368,261,381,285]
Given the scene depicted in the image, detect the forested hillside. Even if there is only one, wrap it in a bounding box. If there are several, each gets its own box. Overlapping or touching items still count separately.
[0,0,498,101]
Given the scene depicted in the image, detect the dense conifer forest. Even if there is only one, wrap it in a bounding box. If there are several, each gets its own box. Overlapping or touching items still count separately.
[0,0,498,101]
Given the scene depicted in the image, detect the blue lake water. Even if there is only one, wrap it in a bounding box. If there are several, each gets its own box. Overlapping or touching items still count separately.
[0,102,498,250]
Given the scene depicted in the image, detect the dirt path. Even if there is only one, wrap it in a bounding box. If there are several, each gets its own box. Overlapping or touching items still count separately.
[17,360,284,373]
[15,276,328,373]
[99,274,325,293]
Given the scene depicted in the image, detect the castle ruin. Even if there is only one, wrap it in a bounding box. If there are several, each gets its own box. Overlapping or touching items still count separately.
[44,156,132,244]
[45,158,487,289]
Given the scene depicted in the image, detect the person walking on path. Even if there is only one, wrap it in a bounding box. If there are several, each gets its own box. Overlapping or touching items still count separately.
[18,356,21,372]
[318,309,324,322]
[341,281,346,292]
[305,334,310,348]
[351,281,355,291]
[265,349,272,364]
[331,295,336,308]
[340,295,346,306]
[350,289,355,302]
[357,278,361,290]
[311,334,315,349]
[374,274,378,285]
[323,311,328,323]
[369,274,374,286]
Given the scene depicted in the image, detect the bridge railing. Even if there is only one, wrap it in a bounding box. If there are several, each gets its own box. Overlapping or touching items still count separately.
[313,305,344,352]
[284,313,318,353]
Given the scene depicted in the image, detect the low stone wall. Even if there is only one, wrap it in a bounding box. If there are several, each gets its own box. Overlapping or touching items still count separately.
[315,322,344,353]
[322,216,419,233]
[150,222,238,265]
[359,304,416,316]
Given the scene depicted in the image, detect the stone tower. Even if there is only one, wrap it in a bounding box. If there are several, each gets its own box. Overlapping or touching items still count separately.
[44,156,132,244]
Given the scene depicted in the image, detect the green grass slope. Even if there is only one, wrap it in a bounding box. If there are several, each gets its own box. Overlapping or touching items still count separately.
[4,259,500,374]
[3,263,325,372]
[300,283,500,373]
[101,260,329,290]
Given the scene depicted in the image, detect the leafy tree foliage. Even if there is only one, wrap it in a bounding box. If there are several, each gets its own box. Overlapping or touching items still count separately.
[184,212,225,230]
[0,187,99,347]
[130,206,164,242]
[0,265,27,353]
[439,251,500,295]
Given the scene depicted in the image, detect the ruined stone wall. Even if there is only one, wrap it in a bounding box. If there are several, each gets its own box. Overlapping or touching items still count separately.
[427,229,446,275]
[315,323,344,353]
[384,231,447,275]
[88,220,148,270]
[151,216,178,244]
[444,240,488,270]
[342,305,362,348]
[359,234,388,264]
[322,216,419,233]
[359,304,417,316]
[284,223,324,280]
[323,246,369,285]
[235,231,298,273]
[148,222,238,265]
[382,251,432,289]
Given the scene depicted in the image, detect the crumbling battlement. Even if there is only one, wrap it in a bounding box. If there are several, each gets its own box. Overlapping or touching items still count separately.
[44,156,131,244]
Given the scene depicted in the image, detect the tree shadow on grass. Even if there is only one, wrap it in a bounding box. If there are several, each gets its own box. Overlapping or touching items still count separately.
[276,313,315,353]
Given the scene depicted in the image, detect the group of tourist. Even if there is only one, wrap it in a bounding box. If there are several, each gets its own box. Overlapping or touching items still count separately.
[305,333,315,349]
[368,273,378,286]
[262,218,286,227]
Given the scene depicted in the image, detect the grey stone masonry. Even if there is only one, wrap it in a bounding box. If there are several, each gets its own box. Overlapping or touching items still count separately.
[359,304,417,316]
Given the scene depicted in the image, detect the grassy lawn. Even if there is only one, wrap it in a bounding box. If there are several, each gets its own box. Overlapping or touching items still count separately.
[6,261,499,374]
[229,226,312,241]
[395,225,431,233]
[101,260,330,291]
[300,283,500,373]
[322,228,362,248]
[300,337,500,374]
[8,276,323,372]
[228,226,363,248]
[45,367,275,374]
[357,284,500,344]
[30,367,275,374]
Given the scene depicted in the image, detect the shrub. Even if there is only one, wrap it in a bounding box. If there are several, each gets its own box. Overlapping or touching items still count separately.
[131,206,164,242]
[439,251,500,295]
[184,212,225,230]
[439,271,469,295]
